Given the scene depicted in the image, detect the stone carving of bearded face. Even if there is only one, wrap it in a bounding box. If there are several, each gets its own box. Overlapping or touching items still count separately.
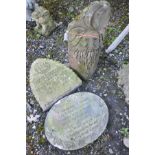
[67,1,111,79]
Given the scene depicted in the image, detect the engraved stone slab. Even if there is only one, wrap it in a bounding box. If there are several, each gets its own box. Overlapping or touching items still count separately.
[30,58,82,111]
[45,92,109,150]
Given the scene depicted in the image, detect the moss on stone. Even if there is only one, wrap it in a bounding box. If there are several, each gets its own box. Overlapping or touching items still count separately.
[78,64,86,75]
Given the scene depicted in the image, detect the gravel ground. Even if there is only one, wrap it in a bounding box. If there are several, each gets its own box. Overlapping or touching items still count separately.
[26,0,129,155]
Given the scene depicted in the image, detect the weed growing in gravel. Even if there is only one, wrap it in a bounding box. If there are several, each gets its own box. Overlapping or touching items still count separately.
[120,127,129,137]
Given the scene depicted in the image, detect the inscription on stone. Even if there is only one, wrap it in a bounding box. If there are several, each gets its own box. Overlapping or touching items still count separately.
[30,58,82,111]
[45,92,109,150]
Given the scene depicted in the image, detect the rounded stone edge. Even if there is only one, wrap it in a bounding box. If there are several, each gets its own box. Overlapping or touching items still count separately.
[29,58,82,111]
[44,92,109,150]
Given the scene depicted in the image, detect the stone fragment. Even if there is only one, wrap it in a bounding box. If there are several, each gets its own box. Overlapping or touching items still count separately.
[45,92,109,150]
[30,58,82,111]
[32,6,56,36]
[123,137,129,148]
[27,114,40,123]
[67,1,111,79]
[109,148,114,154]
[117,64,129,104]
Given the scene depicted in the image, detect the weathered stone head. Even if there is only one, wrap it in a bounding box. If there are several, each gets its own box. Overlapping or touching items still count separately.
[77,1,111,33]
[32,6,56,36]
[67,1,111,80]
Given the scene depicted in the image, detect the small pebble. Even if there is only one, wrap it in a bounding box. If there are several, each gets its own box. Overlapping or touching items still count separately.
[123,137,129,148]
[39,45,45,49]
[109,148,114,154]
[33,109,37,114]
[109,54,114,57]
[30,99,34,105]
[69,6,74,12]
[32,125,36,129]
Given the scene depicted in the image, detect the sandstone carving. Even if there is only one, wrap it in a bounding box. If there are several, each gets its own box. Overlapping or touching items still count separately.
[32,6,56,36]
[67,1,111,79]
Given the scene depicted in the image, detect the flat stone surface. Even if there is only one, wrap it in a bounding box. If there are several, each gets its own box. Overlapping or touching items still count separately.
[30,58,82,111]
[45,92,109,150]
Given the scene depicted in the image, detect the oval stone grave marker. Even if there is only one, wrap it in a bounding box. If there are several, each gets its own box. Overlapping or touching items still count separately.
[45,92,109,150]
[30,58,82,111]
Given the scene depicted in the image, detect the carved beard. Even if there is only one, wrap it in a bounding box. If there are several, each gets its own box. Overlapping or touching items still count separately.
[68,28,101,80]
